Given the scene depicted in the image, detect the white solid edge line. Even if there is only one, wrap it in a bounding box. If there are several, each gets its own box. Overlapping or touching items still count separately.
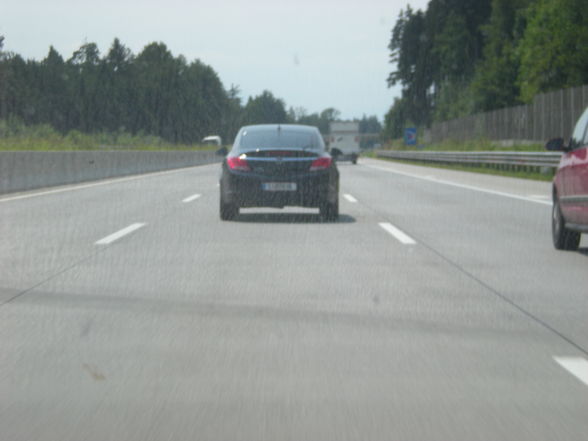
[529,194,551,200]
[95,223,146,245]
[0,165,209,204]
[554,357,588,386]
[343,194,358,203]
[365,163,552,206]
[378,222,416,245]
[182,193,201,203]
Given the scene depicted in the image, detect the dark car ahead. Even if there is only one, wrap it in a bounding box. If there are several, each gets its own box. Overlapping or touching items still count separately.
[218,124,339,221]
[546,106,588,250]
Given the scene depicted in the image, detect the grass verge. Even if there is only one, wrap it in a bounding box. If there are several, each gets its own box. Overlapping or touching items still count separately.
[0,120,216,151]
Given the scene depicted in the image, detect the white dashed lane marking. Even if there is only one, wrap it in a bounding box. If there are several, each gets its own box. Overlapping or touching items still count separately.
[554,357,588,387]
[343,194,358,203]
[378,222,416,245]
[95,223,146,245]
[182,194,201,203]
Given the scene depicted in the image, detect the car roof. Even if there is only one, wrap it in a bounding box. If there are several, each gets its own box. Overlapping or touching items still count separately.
[240,124,318,133]
[202,135,221,142]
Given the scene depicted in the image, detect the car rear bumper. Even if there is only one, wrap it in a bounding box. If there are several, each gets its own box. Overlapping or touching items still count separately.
[221,170,338,208]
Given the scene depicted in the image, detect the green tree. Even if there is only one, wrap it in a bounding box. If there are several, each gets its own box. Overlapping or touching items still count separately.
[101,38,135,132]
[291,107,340,135]
[428,0,491,120]
[287,106,306,122]
[223,84,244,142]
[37,46,70,131]
[470,0,531,111]
[296,112,322,130]
[431,0,492,82]
[383,97,408,140]
[359,115,382,134]
[133,42,180,138]
[388,7,432,126]
[0,36,7,118]
[387,0,492,126]
[176,59,228,143]
[68,43,102,132]
[0,55,33,122]
[0,37,292,146]
[359,114,382,148]
[518,0,588,101]
[319,108,341,134]
[242,90,288,125]
[432,80,476,121]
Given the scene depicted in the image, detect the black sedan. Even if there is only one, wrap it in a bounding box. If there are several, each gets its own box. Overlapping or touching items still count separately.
[218,124,339,221]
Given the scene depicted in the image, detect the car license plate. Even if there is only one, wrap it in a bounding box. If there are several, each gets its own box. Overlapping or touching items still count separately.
[262,182,297,191]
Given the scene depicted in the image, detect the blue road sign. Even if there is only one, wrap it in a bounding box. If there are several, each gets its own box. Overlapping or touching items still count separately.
[404,128,417,146]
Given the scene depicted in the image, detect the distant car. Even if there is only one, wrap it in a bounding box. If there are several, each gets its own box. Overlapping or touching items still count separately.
[546,106,588,250]
[218,124,339,221]
[201,135,222,147]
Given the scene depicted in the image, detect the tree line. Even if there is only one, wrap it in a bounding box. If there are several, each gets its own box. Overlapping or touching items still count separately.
[384,0,588,139]
[0,37,381,145]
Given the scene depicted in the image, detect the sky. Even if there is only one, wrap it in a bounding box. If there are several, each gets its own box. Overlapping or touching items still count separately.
[1,0,430,121]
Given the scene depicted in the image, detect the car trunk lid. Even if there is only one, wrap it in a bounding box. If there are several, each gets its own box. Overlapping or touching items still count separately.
[242,150,317,176]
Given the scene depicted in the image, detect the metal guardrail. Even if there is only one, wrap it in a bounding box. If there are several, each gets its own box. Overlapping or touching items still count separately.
[375,150,562,171]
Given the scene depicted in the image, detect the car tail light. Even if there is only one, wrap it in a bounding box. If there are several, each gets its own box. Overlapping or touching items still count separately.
[310,157,332,171]
[227,155,251,171]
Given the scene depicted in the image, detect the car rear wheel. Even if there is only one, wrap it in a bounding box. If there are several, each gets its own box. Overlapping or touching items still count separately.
[319,199,339,222]
[220,197,239,221]
[552,197,580,250]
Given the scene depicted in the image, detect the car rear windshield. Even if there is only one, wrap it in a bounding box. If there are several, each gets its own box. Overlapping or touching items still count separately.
[237,128,322,152]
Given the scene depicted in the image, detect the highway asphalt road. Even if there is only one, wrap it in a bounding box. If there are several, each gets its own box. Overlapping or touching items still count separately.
[1,158,587,441]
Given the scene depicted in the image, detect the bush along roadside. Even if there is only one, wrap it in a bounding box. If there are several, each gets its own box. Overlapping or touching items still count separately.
[0,119,215,151]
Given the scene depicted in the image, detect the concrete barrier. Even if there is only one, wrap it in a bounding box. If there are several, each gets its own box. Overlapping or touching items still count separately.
[0,150,220,195]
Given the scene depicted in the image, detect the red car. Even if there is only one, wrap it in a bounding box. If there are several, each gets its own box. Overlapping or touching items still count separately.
[547,106,588,250]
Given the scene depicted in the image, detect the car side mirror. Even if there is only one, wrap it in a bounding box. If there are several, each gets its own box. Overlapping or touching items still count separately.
[216,146,228,156]
[545,137,565,151]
